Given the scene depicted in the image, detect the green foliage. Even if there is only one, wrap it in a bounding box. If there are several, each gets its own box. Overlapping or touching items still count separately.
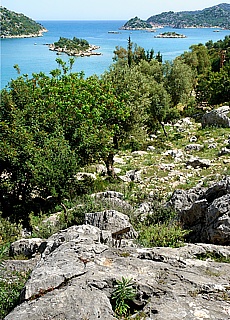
[0,216,22,245]
[138,222,190,248]
[121,16,153,29]
[0,6,45,37]
[53,37,90,53]
[196,252,230,263]
[147,3,230,29]
[111,277,136,317]
[0,270,30,318]
[165,59,195,107]
[0,60,132,224]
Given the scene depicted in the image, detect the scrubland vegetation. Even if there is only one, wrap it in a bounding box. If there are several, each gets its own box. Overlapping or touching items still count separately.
[0,35,230,317]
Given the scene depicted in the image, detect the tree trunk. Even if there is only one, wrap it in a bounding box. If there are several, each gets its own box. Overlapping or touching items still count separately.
[159,120,167,137]
[105,152,115,178]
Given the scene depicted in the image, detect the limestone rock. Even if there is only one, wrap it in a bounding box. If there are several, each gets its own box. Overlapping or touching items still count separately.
[185,144,204,152]
[85,210,138,239]
[91,191,133,212]
[5,226,230,320]
[162,149,184,160]
[131,150,148,157]
[119,169,142,182]
[168,176,230,244]
[189,136,197,142]
[9,238,47,258]
[186,157,211,168]
[147,146,155,152]
[91,191,124,200]
[219,147,230,156]
[206,194,230,244]
[202,105,230,128]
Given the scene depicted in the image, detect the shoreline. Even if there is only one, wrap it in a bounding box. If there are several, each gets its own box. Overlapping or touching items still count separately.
[1,28,48,39]
[49,43,102,57]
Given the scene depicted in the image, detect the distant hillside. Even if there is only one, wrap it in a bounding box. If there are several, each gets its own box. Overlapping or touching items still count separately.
[147,3,230,29]
[122,3,230,30]
[0,6,47,38]
[120,16,154,30]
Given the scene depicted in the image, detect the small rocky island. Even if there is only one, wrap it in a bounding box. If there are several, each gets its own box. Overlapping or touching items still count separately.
[154,31,187,38]
[49,36,101,57]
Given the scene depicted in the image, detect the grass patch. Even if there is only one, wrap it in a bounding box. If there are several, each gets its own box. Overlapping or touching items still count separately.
[0,269,31,318]
[196,252,230,263]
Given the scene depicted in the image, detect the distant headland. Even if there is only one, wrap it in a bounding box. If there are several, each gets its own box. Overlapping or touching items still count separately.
[121,3,230,30]
[0,6,47,38]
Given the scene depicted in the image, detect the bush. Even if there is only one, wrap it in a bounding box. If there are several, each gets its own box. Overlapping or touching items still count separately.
[0,270,30,318]
[0,217,22,245]
[137,222,190,248]
[111,277,136,317]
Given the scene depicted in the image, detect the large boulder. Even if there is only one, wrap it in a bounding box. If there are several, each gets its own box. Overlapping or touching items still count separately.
[85,210,138,240]
[9,238,47,258]
[91,191,133,212]
[202,105,230,128]
[168,176,230,244]
[5,225,230,320]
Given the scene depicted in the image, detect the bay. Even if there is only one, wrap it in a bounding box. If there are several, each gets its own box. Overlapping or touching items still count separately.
[1,20,230,89]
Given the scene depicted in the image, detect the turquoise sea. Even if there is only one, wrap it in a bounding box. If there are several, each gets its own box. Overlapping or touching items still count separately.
[1,20,230,89]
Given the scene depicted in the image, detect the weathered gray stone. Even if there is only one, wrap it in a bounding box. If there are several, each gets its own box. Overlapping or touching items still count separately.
[167,176,230,244]
[5,227,230,320]
[91,191,133,212]
[186,157,211,169]
[189,136,197,142]
[185,144,204,152]
[131,150,148,157]
[163,149,184,160]
[9,238,47,258]
[219,147,230,156]
[206,194,230,244]
[41,224,101,258]
[85,210,138,239]
[119,169,142,183]
[91,191,124,200]
[147,146,155,152]
[202,105,230,128]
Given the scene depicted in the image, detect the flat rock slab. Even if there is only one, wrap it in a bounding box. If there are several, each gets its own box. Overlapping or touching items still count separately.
[5,225,230,320]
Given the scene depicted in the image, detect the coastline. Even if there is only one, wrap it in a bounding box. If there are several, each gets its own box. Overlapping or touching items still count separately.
[48,43,102,57]
[1,28,48,39]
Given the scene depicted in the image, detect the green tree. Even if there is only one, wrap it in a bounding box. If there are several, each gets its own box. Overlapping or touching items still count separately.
[165,59,195,106]
[147,82,171,136]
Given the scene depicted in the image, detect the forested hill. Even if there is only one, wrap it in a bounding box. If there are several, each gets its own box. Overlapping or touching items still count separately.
[123,3,230,29]
[0,6,47,38]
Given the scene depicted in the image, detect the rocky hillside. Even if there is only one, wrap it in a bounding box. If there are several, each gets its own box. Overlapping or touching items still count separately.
[0,6,47,38]
[2,106,230,319]
[3,226,230,320]
[122,3,230,29]
[120,16,154,30]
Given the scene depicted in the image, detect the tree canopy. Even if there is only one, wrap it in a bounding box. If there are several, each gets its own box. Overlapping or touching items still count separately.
[1,35,229,226]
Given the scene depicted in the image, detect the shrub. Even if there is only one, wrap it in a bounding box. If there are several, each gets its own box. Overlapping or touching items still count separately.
[111,277,136,317]
[0,270,30,318]
[0,217,22,245]
[137,222,190,248]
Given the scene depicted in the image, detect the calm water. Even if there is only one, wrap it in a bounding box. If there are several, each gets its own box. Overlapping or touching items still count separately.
[1,20,230,89]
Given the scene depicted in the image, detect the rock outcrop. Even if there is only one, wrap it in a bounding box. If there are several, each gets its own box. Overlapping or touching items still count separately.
[202,105,230,128]
[168,176,230,244]
[5,225,230,320]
